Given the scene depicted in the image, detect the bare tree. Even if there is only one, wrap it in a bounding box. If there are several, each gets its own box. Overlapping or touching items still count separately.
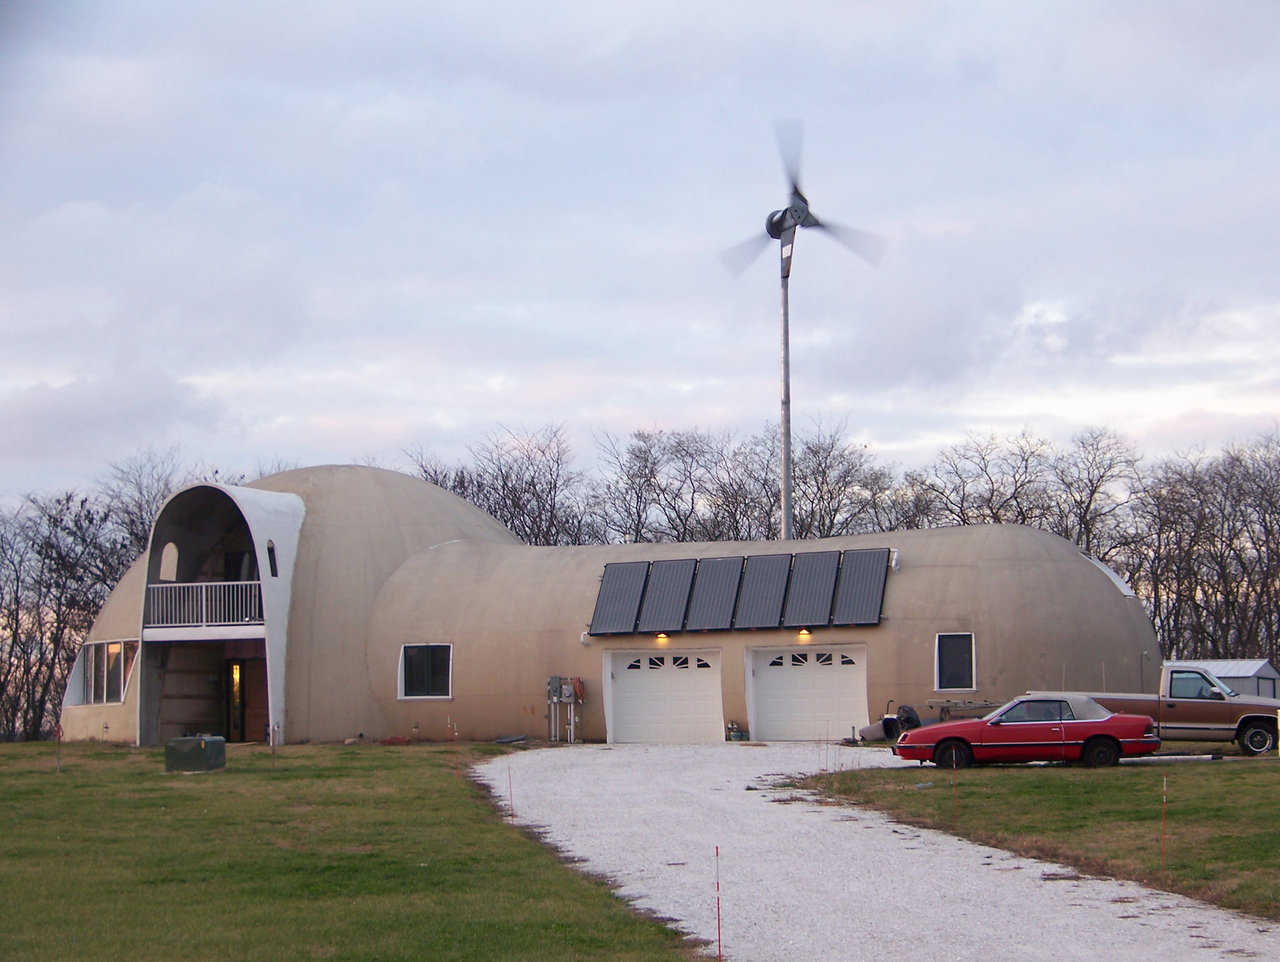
[650,430,720,542]
[413,426,603,546]
[701,428,780,542]
[405,444,487,505]
[0,510,28,737]
[472,426,596,545]
[594,431,664,543]
[0,493,127,739]
[99,446,186,557]
[1047,427,1140,561]
[791,423,896,539]
[1124,435,1280,662]
[910,432,1054,527]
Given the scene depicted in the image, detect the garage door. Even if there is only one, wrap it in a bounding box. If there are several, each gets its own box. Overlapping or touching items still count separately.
[751,646,868,741]
[608,651,724,743]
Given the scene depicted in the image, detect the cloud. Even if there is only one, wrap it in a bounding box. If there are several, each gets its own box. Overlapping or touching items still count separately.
[2,3,1279,497]
[0,370,224,492]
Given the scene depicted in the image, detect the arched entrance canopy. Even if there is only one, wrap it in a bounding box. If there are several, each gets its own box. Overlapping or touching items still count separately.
[141,484,304,744]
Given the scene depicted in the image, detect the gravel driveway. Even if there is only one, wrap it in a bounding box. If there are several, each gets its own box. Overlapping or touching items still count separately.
[473,743,1277,961]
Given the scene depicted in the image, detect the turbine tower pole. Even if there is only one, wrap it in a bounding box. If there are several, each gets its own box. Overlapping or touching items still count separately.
[779,227,796,541]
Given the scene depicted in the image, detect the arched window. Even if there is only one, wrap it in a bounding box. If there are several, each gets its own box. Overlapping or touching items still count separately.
[159,543,178,582]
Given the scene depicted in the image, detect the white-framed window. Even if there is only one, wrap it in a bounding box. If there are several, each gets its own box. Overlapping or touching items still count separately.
[935,633,976,691]
[398,644,452,699]
[68,641,138,706]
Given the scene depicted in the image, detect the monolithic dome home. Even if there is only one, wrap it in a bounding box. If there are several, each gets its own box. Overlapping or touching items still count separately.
[60,465,1156,745]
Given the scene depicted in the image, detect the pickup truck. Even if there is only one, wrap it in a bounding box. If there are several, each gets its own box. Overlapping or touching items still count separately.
[1031,663,1280,756]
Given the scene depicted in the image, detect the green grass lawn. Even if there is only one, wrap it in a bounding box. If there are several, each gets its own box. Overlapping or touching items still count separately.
[805,755,1280,920]
[0,742,696,962]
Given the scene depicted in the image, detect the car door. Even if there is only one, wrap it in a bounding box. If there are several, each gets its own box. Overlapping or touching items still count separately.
[1164,669,1235,740]
[977,699,1066,762]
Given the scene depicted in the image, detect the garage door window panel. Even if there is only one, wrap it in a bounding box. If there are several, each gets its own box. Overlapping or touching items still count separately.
[936,633,976,691]
[401,644,451,699]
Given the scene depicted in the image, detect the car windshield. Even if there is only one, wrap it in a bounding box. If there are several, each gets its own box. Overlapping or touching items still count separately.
[982,698,1023,721]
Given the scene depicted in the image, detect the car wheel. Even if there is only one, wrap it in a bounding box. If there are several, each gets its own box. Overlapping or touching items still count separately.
[1239,722,1275,756]
[1081,737,1120,767]
[933,740,971,769]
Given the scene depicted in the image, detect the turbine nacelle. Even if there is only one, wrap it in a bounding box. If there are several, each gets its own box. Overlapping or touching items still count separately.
[722,124,884,278]
[765,189,811,238]
[765,209,791,239]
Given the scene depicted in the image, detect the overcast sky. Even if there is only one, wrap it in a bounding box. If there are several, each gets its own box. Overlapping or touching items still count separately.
[2,2,1278,501]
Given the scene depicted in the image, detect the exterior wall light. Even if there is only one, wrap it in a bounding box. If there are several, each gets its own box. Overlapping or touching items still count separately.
[798,628,811,642]
[655,633,669,646]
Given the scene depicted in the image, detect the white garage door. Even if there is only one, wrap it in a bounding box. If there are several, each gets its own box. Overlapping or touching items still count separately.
[608,650,724,743]
[751,646,869,741]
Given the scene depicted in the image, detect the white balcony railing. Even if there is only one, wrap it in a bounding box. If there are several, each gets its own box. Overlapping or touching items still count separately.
[145,581,263,628]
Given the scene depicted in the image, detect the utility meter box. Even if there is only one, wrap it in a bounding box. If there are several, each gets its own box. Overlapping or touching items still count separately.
[165,736,226,773]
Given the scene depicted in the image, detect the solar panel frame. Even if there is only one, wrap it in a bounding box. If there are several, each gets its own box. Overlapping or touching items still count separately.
[684,556,744,631]
[831,548,891,625]
[589,561,650,635]
[733,553,793,629]
[782,550,841,627]
[636,558,697,633]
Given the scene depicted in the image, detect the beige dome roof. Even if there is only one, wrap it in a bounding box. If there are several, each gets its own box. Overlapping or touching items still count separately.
[246,465,521,740]
[251,464,520,551]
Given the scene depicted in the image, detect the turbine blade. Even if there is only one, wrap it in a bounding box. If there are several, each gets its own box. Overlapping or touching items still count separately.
[720,232,772,275]
[810,218,886,267]
[774,118,804,194]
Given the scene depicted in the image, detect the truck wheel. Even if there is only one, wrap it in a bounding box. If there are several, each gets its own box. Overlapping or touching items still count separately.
[1081,737,1120,767]
[933,740,971,769]
[1239,722,1275,756]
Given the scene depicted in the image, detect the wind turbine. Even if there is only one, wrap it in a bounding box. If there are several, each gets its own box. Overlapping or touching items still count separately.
[724,122,885,540]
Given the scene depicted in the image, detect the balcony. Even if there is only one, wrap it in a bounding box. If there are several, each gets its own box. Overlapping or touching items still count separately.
[145,581,263,629]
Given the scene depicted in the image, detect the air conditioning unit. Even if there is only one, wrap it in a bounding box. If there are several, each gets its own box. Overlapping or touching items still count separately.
[164,735,226,773]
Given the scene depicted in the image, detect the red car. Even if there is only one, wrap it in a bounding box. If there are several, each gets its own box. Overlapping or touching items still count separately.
[892,693,1160,768]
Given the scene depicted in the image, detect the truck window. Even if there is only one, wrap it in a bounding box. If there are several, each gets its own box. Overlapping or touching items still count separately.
[1169,670,1213,699]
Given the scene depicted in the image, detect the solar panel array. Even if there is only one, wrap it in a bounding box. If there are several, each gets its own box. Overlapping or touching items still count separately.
[588,548,891,635]
[589,562,649,634]
[734,554,793,628]
[684,556,744,631]
[831,547,891,625]
[637,559,697,632]
[782,550,841,627]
